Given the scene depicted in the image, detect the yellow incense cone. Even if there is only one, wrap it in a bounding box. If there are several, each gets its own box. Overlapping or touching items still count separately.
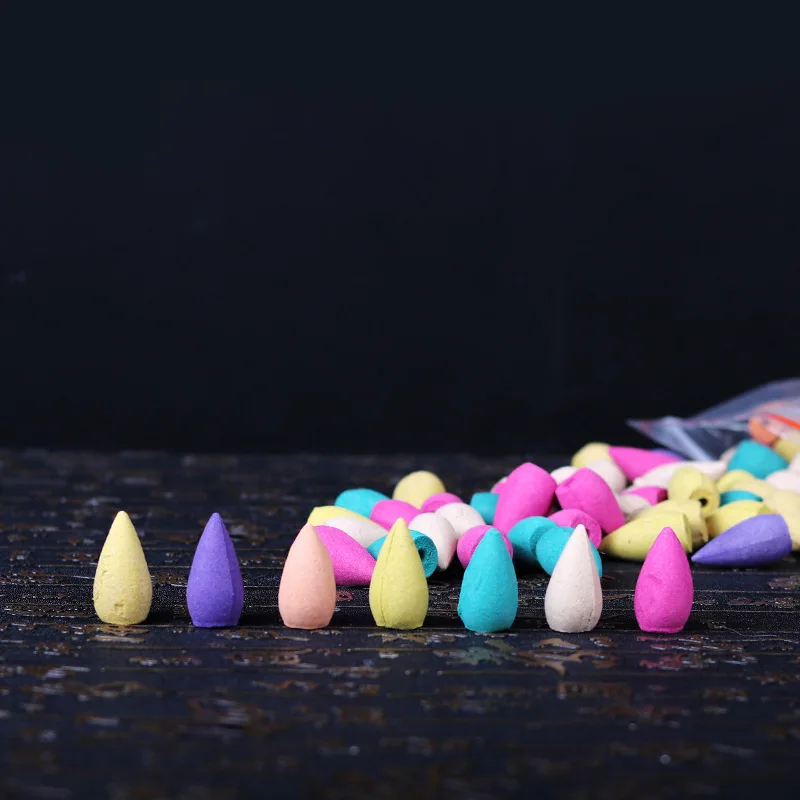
[572,442,611,469]
[93,511,153,625]
[668,466,720,517]
[716,470,752,493]
[599,511,692,561]
[765,490,800,551]
[773,436,800,462]
[716,471,774,502]
[706,500,768,539]
[369,518,428,629]
[307,505,371,527]
[638,499,708,549]
[392,471,446,507]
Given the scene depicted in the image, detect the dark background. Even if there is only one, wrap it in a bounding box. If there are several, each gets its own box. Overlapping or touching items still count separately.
[3,35,800,455]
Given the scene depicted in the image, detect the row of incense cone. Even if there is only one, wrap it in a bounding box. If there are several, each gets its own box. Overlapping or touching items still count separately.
[278,517,694,635]
[92,439,797,631]
[93,511,244,627]
[92,506,693,634]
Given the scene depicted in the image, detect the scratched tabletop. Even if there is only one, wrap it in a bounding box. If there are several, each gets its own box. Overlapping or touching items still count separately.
[1,451,799,800]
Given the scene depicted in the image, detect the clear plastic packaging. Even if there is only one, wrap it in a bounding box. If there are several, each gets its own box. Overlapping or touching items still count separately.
[629,379,800,461]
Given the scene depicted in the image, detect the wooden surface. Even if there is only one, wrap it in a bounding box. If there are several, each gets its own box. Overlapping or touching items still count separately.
[1,450,799,799]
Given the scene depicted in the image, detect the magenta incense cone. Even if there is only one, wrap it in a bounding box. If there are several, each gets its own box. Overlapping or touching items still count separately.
[315,524,377,586]
[549,508,602,547]
[609,446,681,481]
[494,462,557,533]
[370,499,419,529]
[420,492,463,513]
[634,526,693,633]
[624,486,668,505]
[186,513,245,628]
[555,468,626,534]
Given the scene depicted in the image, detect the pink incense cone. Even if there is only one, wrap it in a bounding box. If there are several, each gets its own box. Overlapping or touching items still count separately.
[609,447,682,481]
[420,492,463,514]
[457,524,513,568]
[634,526,693,633]
[549,509,602,547]
[555,468,626,534]
[315,525,377,586]
[494,462,557,533]
[278,524,336,629]
[370,499,420,530]
[624,485,668,505]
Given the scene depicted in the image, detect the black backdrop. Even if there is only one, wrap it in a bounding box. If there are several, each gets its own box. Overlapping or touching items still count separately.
[3,46,800,455]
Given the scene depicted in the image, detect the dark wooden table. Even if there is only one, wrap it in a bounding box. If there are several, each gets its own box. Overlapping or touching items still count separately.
[1,450,799,799]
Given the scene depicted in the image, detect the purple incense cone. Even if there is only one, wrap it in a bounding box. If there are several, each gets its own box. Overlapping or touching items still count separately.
[691,514,792,568]
[187,513,245,627]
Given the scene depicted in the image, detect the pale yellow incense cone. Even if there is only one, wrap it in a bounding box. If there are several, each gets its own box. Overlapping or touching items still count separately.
[572,442,611,469]
[638,499,708,549]
[93,511,153,625]
[599,511,692,561]
[765,490,800,552]
[307,505,371,527]
[369,518,428,630]
[668,467,720,518]
[392,470,446,507]
[716,471,774,502]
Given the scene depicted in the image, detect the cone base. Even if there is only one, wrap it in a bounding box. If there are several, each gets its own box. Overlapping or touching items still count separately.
[637,623,685,634]
[546,622,596,634]
[374,620,423,631]
[189,617,240,628]
[282,619,330,630]
[95,611,149,626]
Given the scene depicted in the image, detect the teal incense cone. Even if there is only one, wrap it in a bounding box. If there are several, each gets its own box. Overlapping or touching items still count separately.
[334,488,389,518]
[536,527,603,576]
[470,492,499,524]
[506,516,561,566]
[726,440,787,480]
[458,530,518,633]
[720,489,763,505]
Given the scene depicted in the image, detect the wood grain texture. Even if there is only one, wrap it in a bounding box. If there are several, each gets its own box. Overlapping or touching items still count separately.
[1,451,799,799]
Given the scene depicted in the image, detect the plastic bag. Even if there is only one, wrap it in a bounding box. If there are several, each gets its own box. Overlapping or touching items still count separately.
[629,379,800,461]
